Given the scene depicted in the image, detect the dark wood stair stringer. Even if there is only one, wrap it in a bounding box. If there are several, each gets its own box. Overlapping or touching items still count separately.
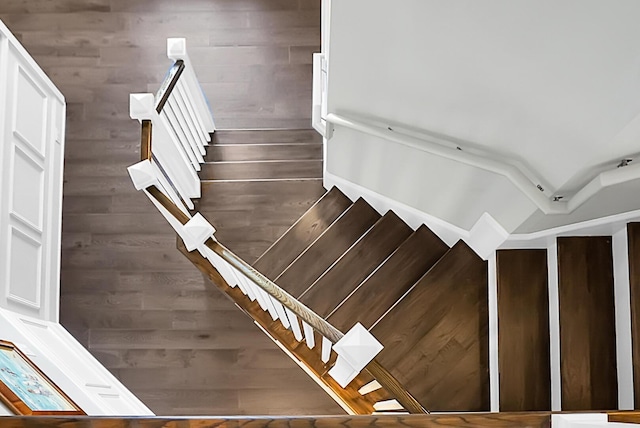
[298,210,413,318]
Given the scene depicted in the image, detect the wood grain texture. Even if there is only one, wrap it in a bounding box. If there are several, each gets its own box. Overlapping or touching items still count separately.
[372,241,489,411]
[253,186,352,280]
[557,236,617,410]
[299,211,412,318]
[0,0,340,416]
[328,225,449,331]
[496,249,550,411]
[275,198,381,298]
[199,159,322,181]
[628,223,640,409]
[0,412,553,428]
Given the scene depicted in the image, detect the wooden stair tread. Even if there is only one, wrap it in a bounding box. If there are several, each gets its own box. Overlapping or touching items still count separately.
[371,240,489,411]
[199,160,322,181]
[212,129,321,145]
[274,197,381,298]
[327,225,449,332]
[496,249,550,411]
[205,142,322,162]
[298,211,413,318]
[557,236,617,410]
[253,186,353,280]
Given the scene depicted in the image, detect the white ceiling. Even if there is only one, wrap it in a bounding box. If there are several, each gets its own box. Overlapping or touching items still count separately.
[328,0,640,194]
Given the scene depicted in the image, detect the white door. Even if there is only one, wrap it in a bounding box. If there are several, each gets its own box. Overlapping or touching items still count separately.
[0,21,66,322]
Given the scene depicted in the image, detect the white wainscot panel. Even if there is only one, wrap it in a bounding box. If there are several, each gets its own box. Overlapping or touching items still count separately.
[13,63,47,156]
[11,145,44,231]
[7,227,42,310]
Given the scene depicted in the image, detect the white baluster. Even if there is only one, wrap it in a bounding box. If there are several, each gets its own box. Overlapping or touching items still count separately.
[284,308,303,341]
[302,322,316,349]
[172,85,207,156]
[321,336,332,363]
[270,298,290,329]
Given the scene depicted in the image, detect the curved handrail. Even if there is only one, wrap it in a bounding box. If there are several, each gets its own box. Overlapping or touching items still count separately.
[144,185,427,414]
[323,112,640,216]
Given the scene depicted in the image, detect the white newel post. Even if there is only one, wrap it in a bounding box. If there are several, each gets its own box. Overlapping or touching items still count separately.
[328,323,384,388]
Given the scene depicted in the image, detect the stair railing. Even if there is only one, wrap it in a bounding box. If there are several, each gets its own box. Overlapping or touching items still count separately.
[128,38,427,415]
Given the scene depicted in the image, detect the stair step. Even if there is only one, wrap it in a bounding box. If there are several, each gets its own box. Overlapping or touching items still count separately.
[371,240,489,411]
[196,179,326,263]
[327,225,449,332]
[496,249,550,411]
[199,160,322,181]
[274,198,381,298]
[629,223,640,409]
[557,236,617,410]
[253,187,353,280]
[212,129,321,145]
[299,211,413,318]
[205,143,322,162]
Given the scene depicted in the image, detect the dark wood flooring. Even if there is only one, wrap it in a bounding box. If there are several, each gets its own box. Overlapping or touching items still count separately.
[557,237,617,410]
[0,0,342,416]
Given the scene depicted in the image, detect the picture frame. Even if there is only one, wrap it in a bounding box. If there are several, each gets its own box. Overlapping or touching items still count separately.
[0,340,84,415]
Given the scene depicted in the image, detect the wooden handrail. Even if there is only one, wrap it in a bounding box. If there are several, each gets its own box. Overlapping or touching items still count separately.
[155,60,185,113]
[144,183,427,414]
[140,120,152,161]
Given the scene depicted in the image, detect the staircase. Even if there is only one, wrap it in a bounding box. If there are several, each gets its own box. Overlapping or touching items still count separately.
[128,39,639,416]
[191,128,638,412]
[252,186,490,411]
[247,181,640,412]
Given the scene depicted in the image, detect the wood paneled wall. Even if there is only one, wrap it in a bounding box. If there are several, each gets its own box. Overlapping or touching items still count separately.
[0,0,341,416]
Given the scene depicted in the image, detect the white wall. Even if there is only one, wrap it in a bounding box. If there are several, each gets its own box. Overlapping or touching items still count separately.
[327,125,538,233]
[325,0,640,234]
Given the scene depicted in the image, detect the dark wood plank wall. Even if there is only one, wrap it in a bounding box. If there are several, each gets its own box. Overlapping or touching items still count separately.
[496,249,550,411]
[557,237,618,410]
[0,0,342,416]
[628,222,640,409]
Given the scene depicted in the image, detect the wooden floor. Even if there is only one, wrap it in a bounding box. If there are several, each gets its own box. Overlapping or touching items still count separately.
[0,0,341,416]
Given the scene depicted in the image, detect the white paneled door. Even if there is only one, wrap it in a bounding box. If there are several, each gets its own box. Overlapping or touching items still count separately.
[0,21,66,322]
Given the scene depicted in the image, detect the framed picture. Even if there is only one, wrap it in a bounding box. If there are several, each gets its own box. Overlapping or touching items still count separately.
[0,340,83,415]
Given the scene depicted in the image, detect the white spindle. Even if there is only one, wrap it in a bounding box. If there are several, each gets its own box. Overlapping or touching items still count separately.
[373,400,403,411]
[270,298,290,329]
[284,308,304,341]
[173,85,207,156]
[167,97,204,164]
[177,81,209,145]
[162,100,202,170]
[321,336,332,363]
[302,321,316,349]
